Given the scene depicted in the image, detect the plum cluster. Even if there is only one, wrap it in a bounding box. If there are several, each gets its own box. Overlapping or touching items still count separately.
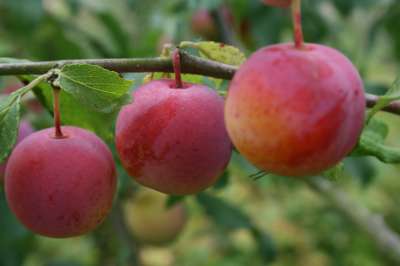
[2,2,365,239]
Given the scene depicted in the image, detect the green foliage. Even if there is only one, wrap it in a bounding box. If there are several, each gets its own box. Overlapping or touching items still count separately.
[180,41,246,66]
[0,92,21,162]
[196,193,252,231]
[352,119,400,164]
[196,193,277,263]
[24,76,119,141]
[0,0,400,265]
[367,76,400,122]
[56,64,132,113]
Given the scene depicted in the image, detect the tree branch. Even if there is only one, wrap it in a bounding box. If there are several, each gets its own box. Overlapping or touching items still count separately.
[306,176,400,264]
[366,94,400,115]
[0,54,400,115]
[0,52,236,80]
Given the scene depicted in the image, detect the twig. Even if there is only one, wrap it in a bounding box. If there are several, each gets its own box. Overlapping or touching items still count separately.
[306,176,400,264]
[0,55,400,115]
[0,51,236,80]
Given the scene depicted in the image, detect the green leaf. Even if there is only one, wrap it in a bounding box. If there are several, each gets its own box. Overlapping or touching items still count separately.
[213,170,230,190]
[367,76,400,122]
[197,193,277,263]
[20,75,118,141]
[0,94,21,162]
[351,118,400,163]
[165,195,185,209]
[196,193,252,231]
[250,227,277,263]
[323,162,345,180]
[56,64,133,113]
[180,41,246,66]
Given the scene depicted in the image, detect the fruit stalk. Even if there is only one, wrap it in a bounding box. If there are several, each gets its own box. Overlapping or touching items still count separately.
[52,86,64,138]
[172,49,183,88]
[291,0,304,48]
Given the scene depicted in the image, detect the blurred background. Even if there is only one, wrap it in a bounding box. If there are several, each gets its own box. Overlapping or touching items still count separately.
[1,0,400,265]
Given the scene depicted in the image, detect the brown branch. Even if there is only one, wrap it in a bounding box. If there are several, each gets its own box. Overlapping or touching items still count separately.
[0,52,236,80]
[306,176,400,264]
[0,54,399,115]
[366,94,400,115]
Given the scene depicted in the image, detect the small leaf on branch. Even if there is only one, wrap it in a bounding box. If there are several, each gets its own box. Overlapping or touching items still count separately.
[21,75,118,141]
[351,118,400,163]
[367,76,400,122]
[180,41,246,66]
[56,64,133,113]
[0,94,21,162]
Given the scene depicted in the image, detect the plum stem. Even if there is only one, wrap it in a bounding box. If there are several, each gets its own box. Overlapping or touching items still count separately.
[52,86,64,138]
[291,0,304,49]
[172,49,183,88]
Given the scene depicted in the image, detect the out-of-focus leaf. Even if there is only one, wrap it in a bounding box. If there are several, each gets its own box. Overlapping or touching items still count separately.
[180,41,246,66]
[196,193,252,231]
[0,190,35,265]
[367,76,400,122]
[323,163,345,181]
[56,64,132,113]
[166,195,186,208]
[213,170,230,190]
[96,11,131,57]
[344,157,377,187]
[352,118,400,163]
[250,227,277,263]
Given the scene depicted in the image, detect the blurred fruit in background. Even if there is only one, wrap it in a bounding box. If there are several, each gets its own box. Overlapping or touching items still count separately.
[123,188,188,246]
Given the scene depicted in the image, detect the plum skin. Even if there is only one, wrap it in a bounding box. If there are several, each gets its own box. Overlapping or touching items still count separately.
[5,126,116,238]
[263,0,292,8]
[225,43,365,177]
[123,188,187,245]
[116,79,232,195]
[0,120,34,182]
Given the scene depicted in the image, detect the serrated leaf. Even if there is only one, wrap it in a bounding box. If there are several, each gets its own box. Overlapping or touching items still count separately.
[180,41,246,66]
[0,95,21,162]
[196,193,252,231]
[352,118,400,163]
[57,64,132,113]
[20,75,118,141]
[367,76,400,122]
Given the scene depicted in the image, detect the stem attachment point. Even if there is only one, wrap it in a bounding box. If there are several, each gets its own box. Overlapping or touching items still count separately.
[52,86,64,139]
[172,49,183,88]
[291,0,304,49]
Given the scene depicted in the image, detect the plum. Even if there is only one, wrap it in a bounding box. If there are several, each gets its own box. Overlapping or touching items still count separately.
[123,188,187,245]
[225,43,365,177]
[5,126,116,238]
[116,79,232,195]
